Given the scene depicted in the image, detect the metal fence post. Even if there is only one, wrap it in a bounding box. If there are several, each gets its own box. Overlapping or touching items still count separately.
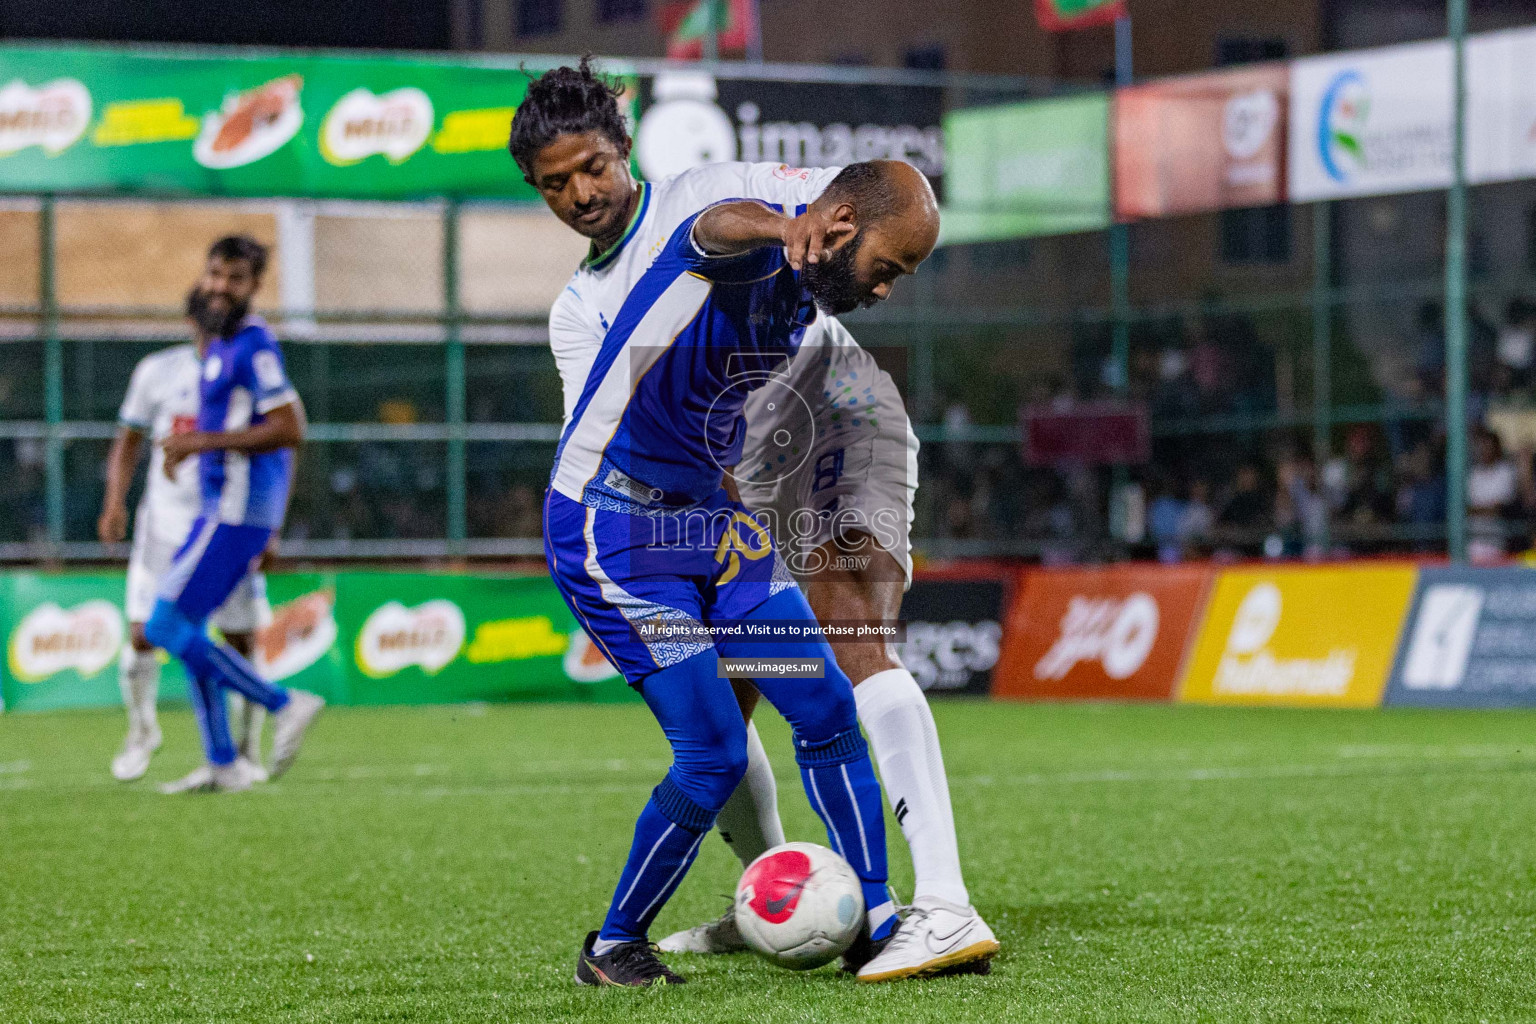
[1311,200,1332,554]
[444,198,467,553]
[1444,0,1469,562]
[41,194,64,548]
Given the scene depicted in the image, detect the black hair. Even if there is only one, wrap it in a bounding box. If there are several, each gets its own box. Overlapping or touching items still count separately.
[207,234,268,277]
[819,162,904,225]
[508,57,630,180]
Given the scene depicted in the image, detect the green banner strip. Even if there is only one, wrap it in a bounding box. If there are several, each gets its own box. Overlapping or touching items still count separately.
[0,45,605,199]
[0,569,636,713]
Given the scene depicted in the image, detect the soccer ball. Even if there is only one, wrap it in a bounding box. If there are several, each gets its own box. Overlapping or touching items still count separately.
[734,842,864,970]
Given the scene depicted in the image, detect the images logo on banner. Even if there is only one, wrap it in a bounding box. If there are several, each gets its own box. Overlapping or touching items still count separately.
[1386,567,1536,707]
[1288,40,1452,201]
[896,577,1008,695]
[994,565,1209,701]
[1180,566,1416,707]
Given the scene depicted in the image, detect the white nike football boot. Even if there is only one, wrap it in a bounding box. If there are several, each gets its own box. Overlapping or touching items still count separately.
[656,908,749,954]
[269,690,324,780]
[856,895,999,983]
[157,757,264,794]
[111,725,162,782]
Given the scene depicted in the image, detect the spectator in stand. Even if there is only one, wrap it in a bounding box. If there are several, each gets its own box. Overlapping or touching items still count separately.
[1467,427,1520,563]
[1395,438,1447,552]
[1218,464,1272,554]
[1147,475,1187,563]
[1276,452,1328,558]
[1180,479,1216,555]
[1326,426,1396,547]
[1495,297,1536,396]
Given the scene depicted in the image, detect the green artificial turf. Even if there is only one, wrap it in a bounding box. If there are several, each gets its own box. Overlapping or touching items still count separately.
[2,700,1534,1022]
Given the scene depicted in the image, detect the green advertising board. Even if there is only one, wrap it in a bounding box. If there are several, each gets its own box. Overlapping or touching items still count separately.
[940,93,1111,244]
[0,45,608,199]
[0,569,634,713]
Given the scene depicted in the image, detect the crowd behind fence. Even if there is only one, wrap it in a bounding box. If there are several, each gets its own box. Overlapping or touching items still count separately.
[4,183,1535,566]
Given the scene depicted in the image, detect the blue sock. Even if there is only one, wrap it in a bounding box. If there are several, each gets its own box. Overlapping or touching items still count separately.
[598,776,712,944]
[187,635,289,712]
[797,730,895,941]
[185,666,237,765]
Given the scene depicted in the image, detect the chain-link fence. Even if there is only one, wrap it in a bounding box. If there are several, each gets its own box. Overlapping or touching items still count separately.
[4,45,1535,566]
[5,180,1536,564]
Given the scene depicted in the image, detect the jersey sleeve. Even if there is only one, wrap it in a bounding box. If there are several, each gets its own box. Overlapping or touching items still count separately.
[549,282,604,421]
[737,162,841,212]
[117,355,156,431]
[679,200,789,283]
[238,331,299,414]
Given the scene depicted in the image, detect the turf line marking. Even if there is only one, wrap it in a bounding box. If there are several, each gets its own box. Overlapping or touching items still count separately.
[954,755,1536,788]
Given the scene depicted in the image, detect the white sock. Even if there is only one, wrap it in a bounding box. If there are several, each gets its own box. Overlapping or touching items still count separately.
[118,647,160,739]
[854,667,970,907]
[715,720,785,867]
[230,694,266,760]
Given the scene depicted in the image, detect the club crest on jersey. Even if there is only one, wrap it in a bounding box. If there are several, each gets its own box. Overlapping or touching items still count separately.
[203,355,222,381]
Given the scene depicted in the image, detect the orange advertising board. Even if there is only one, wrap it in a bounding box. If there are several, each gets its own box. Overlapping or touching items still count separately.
[994,565,1212,701]
[1114,63,1289,219]
[1178,565,1417,708]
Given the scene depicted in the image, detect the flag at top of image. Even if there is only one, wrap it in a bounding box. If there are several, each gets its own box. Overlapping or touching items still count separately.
[1036,0,1126,32]
[661,0,755,59]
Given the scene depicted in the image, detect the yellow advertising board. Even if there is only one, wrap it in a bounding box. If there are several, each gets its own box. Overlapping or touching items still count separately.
[1179,565,1418,707]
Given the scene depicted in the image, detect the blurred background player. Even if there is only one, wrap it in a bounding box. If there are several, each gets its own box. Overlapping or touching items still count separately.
[100,291,274,783]
[511,62,996,980]
[142,235,324,793]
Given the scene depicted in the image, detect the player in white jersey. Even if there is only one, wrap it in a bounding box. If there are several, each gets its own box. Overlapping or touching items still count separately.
[98,296,271,784]
[510,61,995,980]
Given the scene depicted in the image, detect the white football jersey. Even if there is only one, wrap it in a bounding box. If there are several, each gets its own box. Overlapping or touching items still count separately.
[117,343,204,546]
[548,162,849,425]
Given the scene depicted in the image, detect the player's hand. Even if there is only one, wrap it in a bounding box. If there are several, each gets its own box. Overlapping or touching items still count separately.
[258,533,280,573]
[97,504,128,544]
[782,209,855,272]
[160,432,208,479]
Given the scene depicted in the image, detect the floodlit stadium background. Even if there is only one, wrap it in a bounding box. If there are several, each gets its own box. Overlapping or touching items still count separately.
[3,3,1536,706]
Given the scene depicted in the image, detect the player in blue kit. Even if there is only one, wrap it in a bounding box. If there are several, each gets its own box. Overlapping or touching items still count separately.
[144,236,325,794]
[546,161,940,986]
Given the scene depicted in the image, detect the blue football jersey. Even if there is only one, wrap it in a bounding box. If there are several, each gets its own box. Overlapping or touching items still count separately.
[551,201,818,509]
[197,316,298,528]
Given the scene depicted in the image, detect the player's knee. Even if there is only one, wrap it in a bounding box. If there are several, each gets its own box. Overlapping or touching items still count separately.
[791,678,859,747]
[669,740,749,811]
[129,623,155,654]
[652,770,727,834]
[143,603,193,658]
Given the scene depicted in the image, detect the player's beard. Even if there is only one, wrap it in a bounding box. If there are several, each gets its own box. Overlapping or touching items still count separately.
[185,286,249,338]
[803,231,867,316]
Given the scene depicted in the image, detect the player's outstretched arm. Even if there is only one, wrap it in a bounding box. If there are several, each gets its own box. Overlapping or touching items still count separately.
[160,400,306,479]
[692,202,856,269]
[98,425,144,543]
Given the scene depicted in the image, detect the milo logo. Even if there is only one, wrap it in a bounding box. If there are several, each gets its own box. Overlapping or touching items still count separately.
[7,600,123,683]
[355,599,465,678]
[0,78,91,157]
[319,87,434,166]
